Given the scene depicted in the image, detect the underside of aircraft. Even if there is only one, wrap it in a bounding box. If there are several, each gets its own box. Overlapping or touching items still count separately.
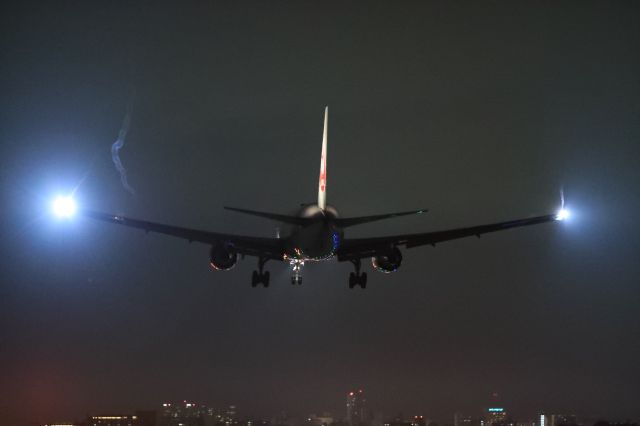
[55,107,568,288]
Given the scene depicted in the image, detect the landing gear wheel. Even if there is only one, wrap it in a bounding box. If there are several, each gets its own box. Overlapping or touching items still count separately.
[251,257,271,288]
[360,272,367,289]
[290,260,304,285]
[348,259,367,289]
[349,272,357,289]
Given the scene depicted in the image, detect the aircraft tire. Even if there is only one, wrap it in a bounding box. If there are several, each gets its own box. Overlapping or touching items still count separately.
[360,273,368,289]
[263,271,270,287]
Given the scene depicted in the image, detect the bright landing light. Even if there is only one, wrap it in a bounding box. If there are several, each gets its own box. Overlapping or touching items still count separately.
[556,208,570,221]
[52,196,77,218]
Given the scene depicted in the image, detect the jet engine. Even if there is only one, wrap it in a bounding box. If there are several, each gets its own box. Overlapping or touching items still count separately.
[209,243,238,271]
[371,247,403,273]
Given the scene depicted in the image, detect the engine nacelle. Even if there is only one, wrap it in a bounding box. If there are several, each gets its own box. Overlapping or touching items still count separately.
[209,243,238,271]
[371,247,403,273]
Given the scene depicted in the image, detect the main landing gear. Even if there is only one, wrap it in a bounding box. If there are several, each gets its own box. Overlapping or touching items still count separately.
[251,257,270,287]
[348,259,367,289]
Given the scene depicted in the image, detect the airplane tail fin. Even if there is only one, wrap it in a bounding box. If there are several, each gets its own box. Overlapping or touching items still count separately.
[224,206,312,226]
[317,106,328,210]
[334,209,428,228]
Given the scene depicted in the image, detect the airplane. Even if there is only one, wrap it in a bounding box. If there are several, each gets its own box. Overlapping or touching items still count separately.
[52,107,569,288]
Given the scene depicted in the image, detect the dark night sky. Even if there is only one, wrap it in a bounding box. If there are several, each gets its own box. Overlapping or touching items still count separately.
[1,1,639,425]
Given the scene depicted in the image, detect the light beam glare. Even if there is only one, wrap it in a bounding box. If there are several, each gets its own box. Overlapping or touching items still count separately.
[70,165,94,197]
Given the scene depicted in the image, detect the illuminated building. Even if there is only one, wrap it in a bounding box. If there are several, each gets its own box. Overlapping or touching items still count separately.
[412,417,426,426]
[44,424,80,426]
[226,406,237,421]
[159,402,243,426]
[539,414,578,426]
[47,411,155,426]
[89,416,138,426]
[485,408,507,426]
[346,390,368,426]
[160,401,206,426]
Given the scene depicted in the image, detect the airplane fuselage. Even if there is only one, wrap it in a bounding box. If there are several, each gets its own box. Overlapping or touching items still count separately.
[283,205,343,261]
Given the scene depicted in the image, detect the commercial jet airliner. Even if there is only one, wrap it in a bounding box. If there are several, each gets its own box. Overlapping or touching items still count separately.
[52,107,569,288]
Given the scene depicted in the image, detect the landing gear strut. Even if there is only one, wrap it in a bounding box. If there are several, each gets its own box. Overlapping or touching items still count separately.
[348,259,367,289]
[290,260,304,285]
[251,257,270,287]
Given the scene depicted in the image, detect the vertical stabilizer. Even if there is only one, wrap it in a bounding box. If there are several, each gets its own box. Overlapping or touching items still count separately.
[317,106,328,210]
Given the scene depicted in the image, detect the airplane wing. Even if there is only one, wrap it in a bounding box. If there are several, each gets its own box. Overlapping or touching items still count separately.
[82,210,285,260]
[334,208,428,228]
[336,213,557,261]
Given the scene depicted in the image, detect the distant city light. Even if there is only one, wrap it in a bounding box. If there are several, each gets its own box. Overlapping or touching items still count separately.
[555,208,570,221]
[52,196,77,218]
[488,408,504,412]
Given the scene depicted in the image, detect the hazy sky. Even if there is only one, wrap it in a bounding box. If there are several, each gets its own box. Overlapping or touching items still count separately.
[1,2,639,425]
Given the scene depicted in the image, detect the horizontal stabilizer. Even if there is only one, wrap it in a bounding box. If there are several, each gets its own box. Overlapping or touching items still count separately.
[224,206,311,226]
[335,209,428,228]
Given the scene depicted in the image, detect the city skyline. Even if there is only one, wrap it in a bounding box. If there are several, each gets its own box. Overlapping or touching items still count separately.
[38,393,639,426]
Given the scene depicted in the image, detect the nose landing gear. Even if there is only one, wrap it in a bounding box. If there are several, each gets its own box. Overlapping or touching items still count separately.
[348,259,367,289]
[251,257,270,287]
[290,260,304,285]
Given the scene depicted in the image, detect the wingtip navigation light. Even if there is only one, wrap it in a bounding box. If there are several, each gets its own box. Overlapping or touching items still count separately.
[52,196,77,218]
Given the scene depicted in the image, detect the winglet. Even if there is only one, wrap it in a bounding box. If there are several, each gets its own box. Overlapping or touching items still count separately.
[317,106,328,210]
